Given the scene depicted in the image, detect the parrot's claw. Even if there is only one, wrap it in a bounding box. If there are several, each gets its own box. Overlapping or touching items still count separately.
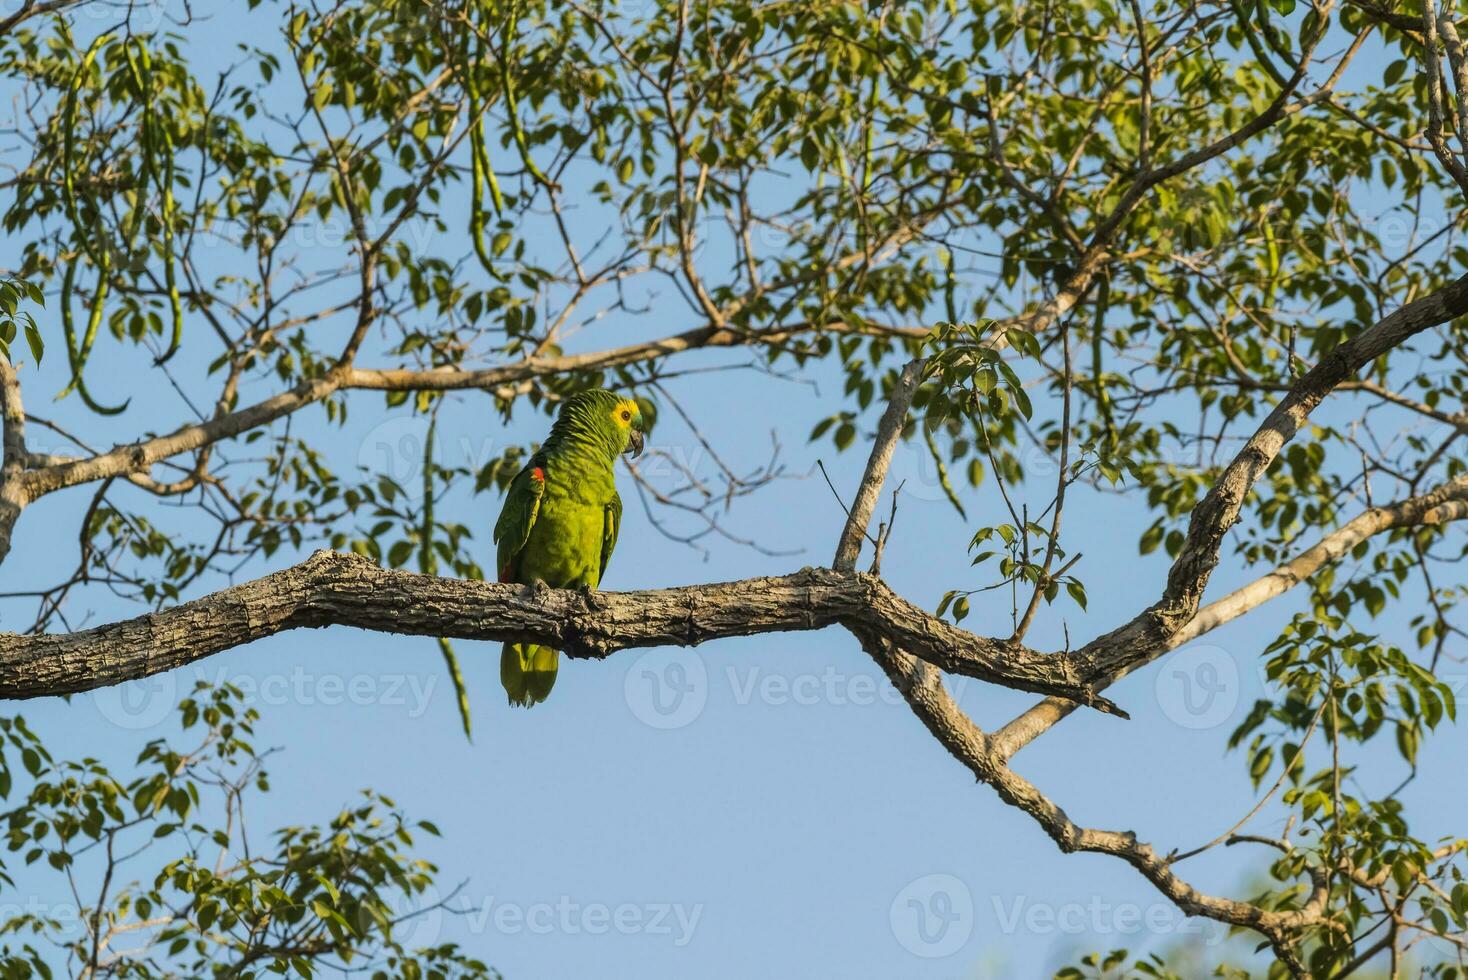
[525,578,550,598]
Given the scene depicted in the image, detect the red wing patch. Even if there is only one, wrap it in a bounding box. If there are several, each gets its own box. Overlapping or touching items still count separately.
[499,466,543,584]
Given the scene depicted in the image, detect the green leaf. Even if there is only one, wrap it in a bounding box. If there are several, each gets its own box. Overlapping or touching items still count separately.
[23,320,42,364]
[800,136,819,170]
[387,540,413,568]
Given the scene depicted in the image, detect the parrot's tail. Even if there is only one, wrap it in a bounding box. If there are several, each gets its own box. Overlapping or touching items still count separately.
[501,643,559,707]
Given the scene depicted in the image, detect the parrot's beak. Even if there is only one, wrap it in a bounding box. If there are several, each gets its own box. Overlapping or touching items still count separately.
[624,429,644,458]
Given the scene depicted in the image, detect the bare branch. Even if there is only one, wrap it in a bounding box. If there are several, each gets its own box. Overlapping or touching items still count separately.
[861,634,1325,968]
[3,318,925,563]
[833,358,926,572]
[992,472,1468,758]
[1092,270,1468,675]
[1421,0,1468,194]
[0,359,28,562]
[1171,473,1468,647]
[0,359,23,479]
[0,0,91,36]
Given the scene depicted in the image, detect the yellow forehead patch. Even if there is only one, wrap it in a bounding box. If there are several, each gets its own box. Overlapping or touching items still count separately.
[610,398,638,425]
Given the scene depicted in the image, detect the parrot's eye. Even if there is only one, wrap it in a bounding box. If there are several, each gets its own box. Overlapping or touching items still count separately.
[620,410,631,422]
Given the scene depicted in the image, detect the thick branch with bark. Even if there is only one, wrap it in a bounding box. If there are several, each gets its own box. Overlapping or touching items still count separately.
[0,552,1120,710]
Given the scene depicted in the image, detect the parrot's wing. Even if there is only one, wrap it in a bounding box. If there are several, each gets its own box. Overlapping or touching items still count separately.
[599,490,622,584]
[494,459,546,582]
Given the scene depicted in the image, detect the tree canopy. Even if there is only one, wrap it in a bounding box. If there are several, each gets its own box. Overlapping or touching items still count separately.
[0,0,1466,975]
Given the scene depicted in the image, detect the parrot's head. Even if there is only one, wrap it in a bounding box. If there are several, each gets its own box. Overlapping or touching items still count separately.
[554,388,646,460]
[610,395,646,459]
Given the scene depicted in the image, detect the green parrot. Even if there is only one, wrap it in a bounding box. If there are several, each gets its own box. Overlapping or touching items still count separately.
[494,389,645,707]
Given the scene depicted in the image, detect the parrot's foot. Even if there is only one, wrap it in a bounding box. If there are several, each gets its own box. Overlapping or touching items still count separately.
[524,578,550,598]
[577,583,603,609]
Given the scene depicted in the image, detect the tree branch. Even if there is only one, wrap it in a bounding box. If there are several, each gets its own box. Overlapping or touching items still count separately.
[0,551,1125,711]
[0,359,23,480]
[833,358,926,572]
[815,350,1325,961]
[0,0,90,36]
[991,472,1468,759]
[862,618,1328,966]
[1422,0,1468,195]
[0,359,28,563]
[1088,270,1468,676]
[2,318,925,563]
[1171,473,1468,647]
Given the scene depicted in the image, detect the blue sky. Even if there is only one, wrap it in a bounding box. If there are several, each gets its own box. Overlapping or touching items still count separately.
[1,3,1461,977]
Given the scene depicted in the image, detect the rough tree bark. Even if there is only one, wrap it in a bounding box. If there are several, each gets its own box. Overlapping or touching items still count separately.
[0,555,1122,710]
